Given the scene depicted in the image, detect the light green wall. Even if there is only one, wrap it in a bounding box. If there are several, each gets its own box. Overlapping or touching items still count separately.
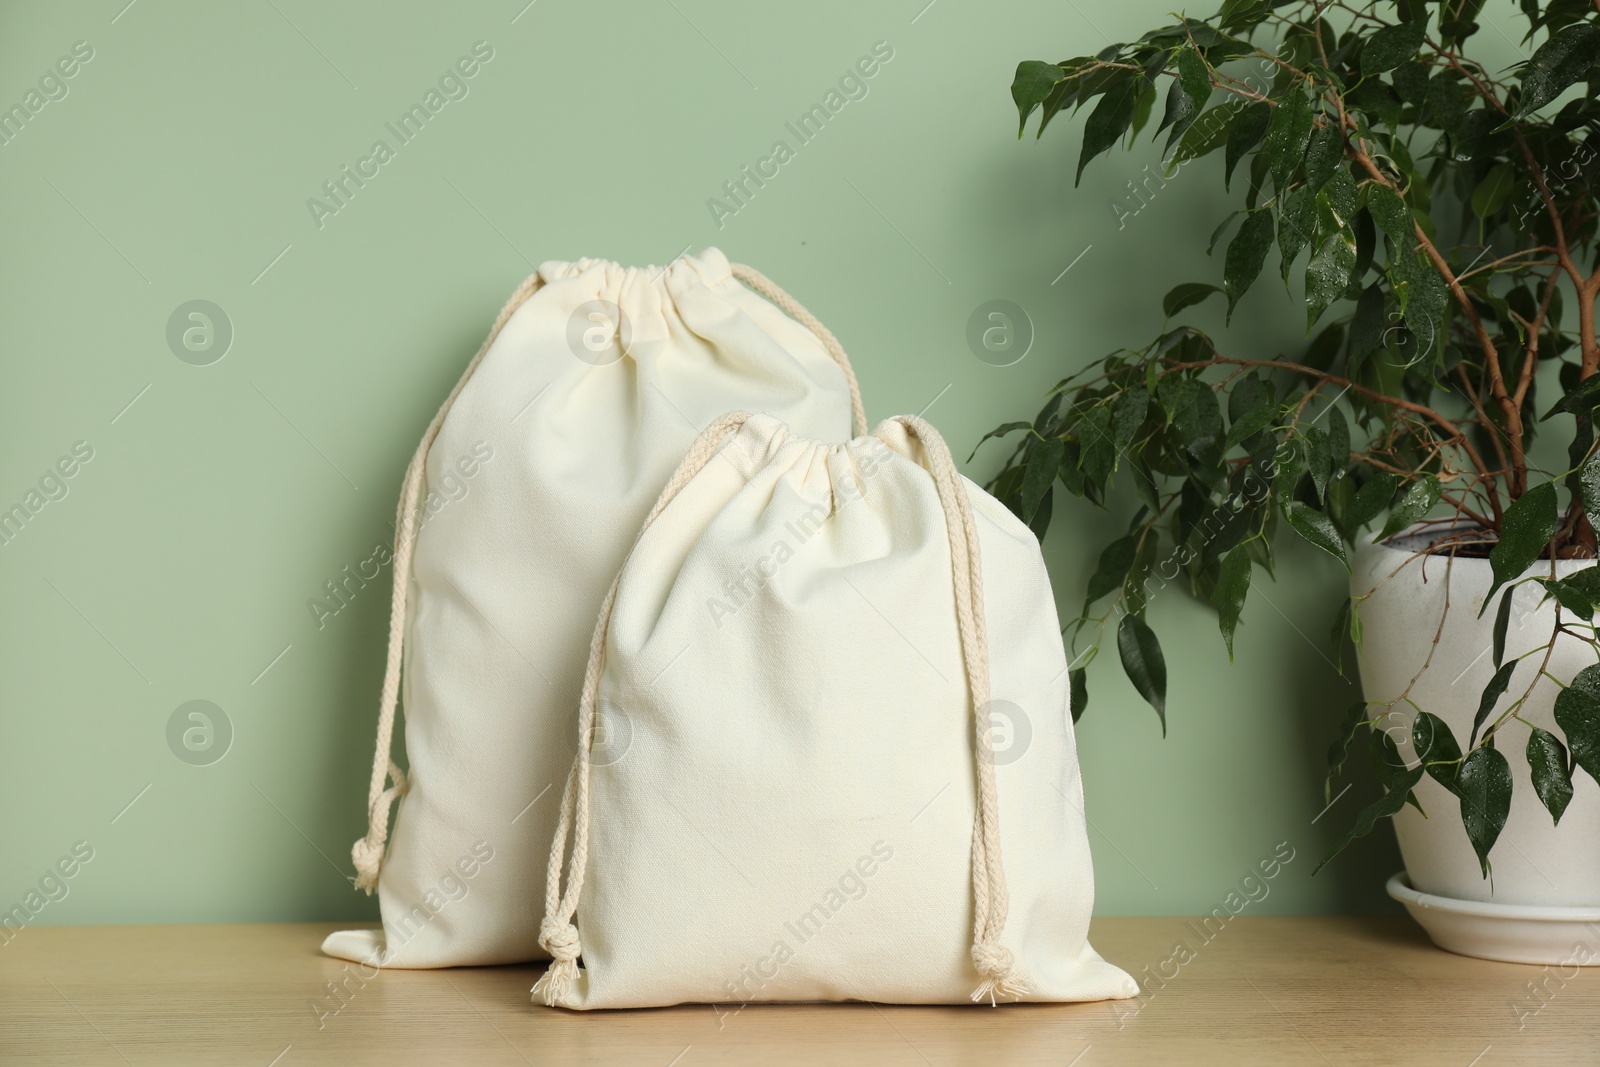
[2,0,1409,928]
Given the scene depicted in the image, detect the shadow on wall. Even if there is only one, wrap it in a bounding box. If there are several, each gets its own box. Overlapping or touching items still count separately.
[1278,564,1405,915]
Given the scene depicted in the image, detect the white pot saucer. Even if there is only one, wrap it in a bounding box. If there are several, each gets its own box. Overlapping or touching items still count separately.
[1388,872,1600,966]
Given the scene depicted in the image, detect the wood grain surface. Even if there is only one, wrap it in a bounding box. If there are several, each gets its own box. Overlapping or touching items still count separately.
[2,917,1595,1065]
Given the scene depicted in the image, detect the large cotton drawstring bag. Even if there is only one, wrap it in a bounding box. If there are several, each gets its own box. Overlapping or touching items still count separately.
[533,412,1136,1007]
[322,250,865,969]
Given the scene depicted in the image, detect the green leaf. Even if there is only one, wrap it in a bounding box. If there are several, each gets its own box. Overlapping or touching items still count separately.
[1021,435,1064,522]
[1160,374,1221,456]
[1564,566,1600,602]
[1028,485,1054,539]
[1527,727,1573,825]
[1537,576,1595,621]
[1302,123,1343,193]
[1277,186,1317,282]
[1224,101,1272,189]
[1162,46,1211,146]
[1085,535,1137,606]
[1370,728,1413,796]
[1348,473,1397,530]
[1324,698,1367,802]
[968,421,1031,463]
[1284,500,1350,570]
[1111,389,1149,453]
[1319,168,1359,229]
[1212,544,1252,661]
[1366,184,1413,250]
[1486,482,1559,606]
[1077,405,1116,487]
[1267,89,1313,191]
[1512,23,1600,120]
[1314,764,1425,874]
[1224,374,1273,450]
[1492,588,1514,667]
[1348,283,1386,357]
[1305,426,1332,502]
[1352,208,1376,281]
[1362,19,1427,76]
[1219,0,1267,26]
[1327,407,1351,478]
[1543,373,1600,421]
[1581,448,1600,537]
[1077,73,1142,184]
[1224,209,1276,320]
[1330,597,1353,664]
[1305,232,1357,329]
[1172,100,1245,166]
[1401,255,1449,358]
[1375,474,1441,542]
[1470,162,1516,220]
[1469,660,1517,747]
[1069,667,1088,723]
[1413,711,1464,793]
[1117,612,1168,735]
[1456,745,1512,876]
[1163,282,1223,317]
[1012,61,1069,136]
[1208,210,1243,254]
[1392,61,1430,105]
[1130,456,1161,513]
[1057,441,1085,496]
[1554,663,1600,788]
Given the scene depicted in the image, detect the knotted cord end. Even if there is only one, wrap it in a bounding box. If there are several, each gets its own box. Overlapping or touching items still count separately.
[969,942,1032,1005]
[534,918,583,1007]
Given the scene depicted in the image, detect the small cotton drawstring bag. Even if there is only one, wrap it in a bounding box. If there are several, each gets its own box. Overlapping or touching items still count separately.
[533,412,1136,1007]
[322,250,864,969]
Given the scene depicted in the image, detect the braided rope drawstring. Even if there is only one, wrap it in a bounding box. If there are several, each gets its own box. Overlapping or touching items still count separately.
[349,271,545,892]
[729,262,868,437]
[533,412,754,1006]
[890,416,1032,1003]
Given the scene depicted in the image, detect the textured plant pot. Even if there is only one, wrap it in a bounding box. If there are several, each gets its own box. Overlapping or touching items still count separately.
[1352,524,1600,913]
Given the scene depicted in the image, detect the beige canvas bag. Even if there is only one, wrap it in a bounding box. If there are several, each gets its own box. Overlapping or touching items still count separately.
[533,413,1136,1006]
[322,250,864,968]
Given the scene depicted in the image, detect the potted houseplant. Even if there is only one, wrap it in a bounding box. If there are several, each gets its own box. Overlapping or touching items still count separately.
[988,0,1600,962]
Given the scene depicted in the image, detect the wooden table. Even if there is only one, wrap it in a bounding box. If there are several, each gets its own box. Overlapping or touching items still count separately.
[3,917,1595,1065]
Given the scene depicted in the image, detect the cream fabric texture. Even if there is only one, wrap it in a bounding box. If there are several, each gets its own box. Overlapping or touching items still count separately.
[322,250,855,968]
[538,414,1137,1007]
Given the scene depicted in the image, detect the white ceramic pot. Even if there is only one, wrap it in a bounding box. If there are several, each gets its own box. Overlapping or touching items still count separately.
[1353,524,1600,961]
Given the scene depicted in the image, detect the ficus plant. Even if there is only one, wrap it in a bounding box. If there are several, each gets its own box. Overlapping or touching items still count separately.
[984,0,1600,874]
